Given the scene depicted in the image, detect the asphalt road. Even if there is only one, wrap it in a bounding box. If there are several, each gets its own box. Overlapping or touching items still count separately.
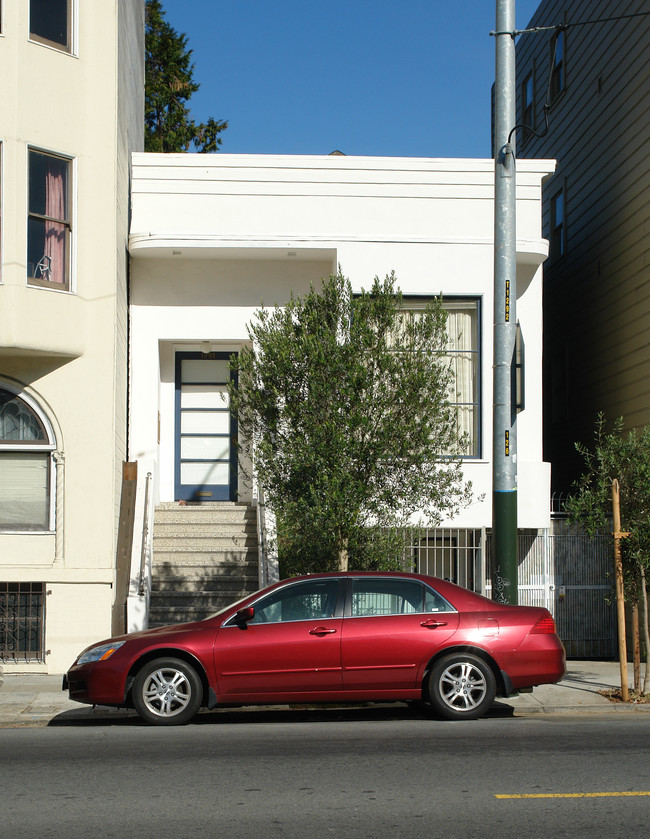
[3,708,649,839]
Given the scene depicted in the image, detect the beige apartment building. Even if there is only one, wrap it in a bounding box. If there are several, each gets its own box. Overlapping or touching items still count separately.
[0,1,144,672]
[515,0,650,493]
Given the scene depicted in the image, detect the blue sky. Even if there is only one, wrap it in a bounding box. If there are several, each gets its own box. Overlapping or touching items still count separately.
[162,1,542,158]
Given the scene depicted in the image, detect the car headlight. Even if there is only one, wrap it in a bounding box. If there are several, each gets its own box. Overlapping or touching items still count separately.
[76,641,126,665]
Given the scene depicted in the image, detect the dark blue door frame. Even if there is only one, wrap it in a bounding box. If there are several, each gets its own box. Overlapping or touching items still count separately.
[174,351,238,501]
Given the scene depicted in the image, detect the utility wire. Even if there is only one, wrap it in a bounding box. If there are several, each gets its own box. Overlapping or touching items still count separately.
[507,27,561,145]
[490,9,650,38]
[495,9,650,147]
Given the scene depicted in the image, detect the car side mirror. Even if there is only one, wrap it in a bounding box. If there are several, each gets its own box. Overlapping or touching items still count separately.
[234,606,255,625]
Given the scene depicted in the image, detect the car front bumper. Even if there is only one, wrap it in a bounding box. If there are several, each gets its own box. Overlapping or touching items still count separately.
[63,660,130,707]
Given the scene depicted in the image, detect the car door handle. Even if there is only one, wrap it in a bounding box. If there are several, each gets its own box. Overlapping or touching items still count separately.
[420,619,448,628]
[309,627,337,636]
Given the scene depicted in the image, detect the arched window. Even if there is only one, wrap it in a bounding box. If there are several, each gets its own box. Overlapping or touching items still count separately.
[0,388,55,531]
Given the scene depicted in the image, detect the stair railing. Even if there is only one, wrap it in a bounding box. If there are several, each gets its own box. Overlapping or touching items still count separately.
[126,469,154,633]
[138,471,153,596]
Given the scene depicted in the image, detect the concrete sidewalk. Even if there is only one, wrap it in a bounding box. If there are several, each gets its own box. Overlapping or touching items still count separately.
[0,661,648,728]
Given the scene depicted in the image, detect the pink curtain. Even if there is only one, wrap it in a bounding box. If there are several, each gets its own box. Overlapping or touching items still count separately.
[44,166,66,285]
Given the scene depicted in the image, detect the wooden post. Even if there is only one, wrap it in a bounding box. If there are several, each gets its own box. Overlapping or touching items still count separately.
[611,479,629,702]
[112,462,138,636]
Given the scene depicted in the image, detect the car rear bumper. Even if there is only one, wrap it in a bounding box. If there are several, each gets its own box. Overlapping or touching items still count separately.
[499,636,566,691]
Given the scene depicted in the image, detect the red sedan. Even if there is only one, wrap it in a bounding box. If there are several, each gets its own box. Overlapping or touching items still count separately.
[64,572,565,725]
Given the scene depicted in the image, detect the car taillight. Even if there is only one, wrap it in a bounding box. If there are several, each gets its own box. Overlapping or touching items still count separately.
[530,614,557,634]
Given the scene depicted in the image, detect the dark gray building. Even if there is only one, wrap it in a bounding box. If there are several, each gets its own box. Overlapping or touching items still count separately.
[514,0,650,494]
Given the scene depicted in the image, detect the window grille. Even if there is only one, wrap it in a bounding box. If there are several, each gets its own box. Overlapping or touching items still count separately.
[0,582,46,662]
[405,527,486,594]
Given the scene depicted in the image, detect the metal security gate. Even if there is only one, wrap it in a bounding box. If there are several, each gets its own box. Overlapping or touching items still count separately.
[487,525,616,658]
[409,525,615,659]
[543,523,615,658]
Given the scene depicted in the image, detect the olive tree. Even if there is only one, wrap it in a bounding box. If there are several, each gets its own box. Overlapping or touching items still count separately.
[230,272,474,575]
[565,415,650,695]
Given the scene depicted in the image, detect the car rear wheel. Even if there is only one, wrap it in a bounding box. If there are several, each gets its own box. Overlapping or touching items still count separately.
[132,658,203,725]
[427,653,496,720]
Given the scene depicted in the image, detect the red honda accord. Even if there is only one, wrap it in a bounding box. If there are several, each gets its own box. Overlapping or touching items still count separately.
[64,572,565,725]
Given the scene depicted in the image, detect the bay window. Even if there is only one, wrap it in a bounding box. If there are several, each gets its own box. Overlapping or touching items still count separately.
[27,149,72,290]
[444,299,480,456]
[29,0,72,53]
[0,141,3,282]
[0,388,55,532]
[402,297,480,457]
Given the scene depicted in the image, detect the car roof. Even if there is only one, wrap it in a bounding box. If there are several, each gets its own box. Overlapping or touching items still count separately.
[272,571,500,611]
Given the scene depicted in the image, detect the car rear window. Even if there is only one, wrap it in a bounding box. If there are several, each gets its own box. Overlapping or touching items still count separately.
[351,579,452,617]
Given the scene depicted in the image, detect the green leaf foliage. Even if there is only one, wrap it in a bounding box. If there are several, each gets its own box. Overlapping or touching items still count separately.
[145,0,227,152]
[230,272,474,574]
[565,414,650,595]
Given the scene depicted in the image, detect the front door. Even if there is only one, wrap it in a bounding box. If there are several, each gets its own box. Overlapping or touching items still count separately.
[215,578,344,699]
[174,351,237,501]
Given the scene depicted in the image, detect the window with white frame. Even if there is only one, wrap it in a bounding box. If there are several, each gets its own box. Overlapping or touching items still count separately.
[444,299,480,456]
[27,149,72,290]
[29,0,72,53]
[0,141,3,282]
[0,388,55,531]
[402,298,480,457]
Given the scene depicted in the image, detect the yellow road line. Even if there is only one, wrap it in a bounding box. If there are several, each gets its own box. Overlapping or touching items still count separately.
[496,792,650,799]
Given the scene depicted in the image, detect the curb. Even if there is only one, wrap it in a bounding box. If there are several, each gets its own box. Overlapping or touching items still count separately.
[510,703,650,716]
[1,697,649,728]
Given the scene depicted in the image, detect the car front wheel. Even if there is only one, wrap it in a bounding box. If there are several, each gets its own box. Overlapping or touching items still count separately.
[132,657,203,725]
[428,653,496,720]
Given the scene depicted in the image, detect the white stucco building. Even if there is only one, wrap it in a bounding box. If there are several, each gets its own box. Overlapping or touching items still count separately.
[128,152,555,603]
[0,1,144,673]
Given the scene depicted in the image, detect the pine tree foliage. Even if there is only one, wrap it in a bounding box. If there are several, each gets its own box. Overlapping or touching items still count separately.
[145,0,227,152]
[230,273,474,575]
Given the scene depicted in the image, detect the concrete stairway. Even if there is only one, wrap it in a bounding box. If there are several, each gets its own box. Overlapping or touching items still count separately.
[149,502,260,627]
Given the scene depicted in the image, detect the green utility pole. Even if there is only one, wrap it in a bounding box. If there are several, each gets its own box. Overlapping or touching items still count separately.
[492,0,518,604]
